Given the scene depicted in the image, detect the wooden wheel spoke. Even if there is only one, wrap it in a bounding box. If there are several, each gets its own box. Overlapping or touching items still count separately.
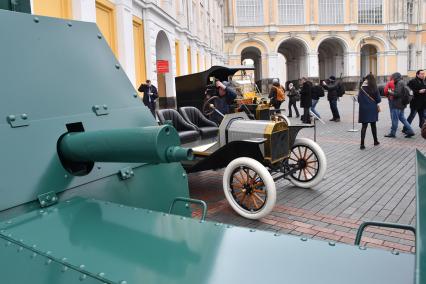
[303,168,308,180]
[306,165,318,171]
[231,182,244,189]
[240,194,247,206]
[297,146,303,160]
[306,152,315,161]
[233,174,245,186]
[253,188,265,194]
[289,156,299,162]
[239,169,248,183]
[306,160,318,164]
[303,147,308,160]
[298,169,302,180]
[304,167,314,177]
[253,192,265,203]
[250,195,259,209]
[254,181,264,188]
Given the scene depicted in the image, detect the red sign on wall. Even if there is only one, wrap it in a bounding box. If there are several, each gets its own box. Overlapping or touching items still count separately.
[157,60,169,73]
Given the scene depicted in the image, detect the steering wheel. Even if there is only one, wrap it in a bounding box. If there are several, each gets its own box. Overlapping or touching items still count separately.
[202,96,220,116]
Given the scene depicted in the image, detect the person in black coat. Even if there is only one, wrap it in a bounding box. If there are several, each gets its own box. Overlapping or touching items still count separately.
[138,80,158,117]
[358,74,381,150]
[407,69,426,128]
[322,76,341,122]
[286,82,300,118]
[299,77,312,123]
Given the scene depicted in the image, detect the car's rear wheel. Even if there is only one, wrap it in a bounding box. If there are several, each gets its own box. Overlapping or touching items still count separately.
[223,157,276,219]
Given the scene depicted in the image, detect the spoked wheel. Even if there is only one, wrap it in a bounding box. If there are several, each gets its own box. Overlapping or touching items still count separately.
[202,96,219,116]
[272,114,291,126]
[223,157,276,219]
[286,138,327,188]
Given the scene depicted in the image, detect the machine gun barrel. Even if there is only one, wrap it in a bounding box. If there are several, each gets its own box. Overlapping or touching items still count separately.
[58,125,193,165]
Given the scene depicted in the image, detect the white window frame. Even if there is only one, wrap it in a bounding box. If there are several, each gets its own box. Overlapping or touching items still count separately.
[236,0,263,26]
[358,0,383,24]
[319,0,344,25]
[278,0,305,25]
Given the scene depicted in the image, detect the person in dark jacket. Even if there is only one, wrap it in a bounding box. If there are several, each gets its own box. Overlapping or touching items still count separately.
[358,74,381,150]
[311,82,324,118]
[384,72,415,138]
[287,82,300,118]
[299,77,313,123]
[138,80,158,117]
[322,76,340,122]
[407,69,426,129]
[210,80,237,124]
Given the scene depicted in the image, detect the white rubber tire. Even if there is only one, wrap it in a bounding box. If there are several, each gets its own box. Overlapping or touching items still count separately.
[288,138,327,189]
[274,114,291,126]
[223,157,276,220]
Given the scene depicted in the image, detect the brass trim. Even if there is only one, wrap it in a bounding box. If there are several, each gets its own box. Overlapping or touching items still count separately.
[263,121,288,162]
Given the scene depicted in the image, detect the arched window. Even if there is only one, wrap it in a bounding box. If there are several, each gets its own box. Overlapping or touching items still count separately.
[278,0,305,25]
[358,0,382,24]
[236,0,263,26]
[319,0,344,24]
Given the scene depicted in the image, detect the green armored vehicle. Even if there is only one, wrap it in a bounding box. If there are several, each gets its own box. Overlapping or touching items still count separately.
[0,8,424,284]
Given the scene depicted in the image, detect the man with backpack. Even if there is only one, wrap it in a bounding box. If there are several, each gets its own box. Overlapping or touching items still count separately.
[269,78,286,113]
[322,76,341,122]
[384,72,415,138]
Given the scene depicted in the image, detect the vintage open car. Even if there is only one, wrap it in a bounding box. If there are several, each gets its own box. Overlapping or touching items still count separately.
[175,65,273,120]
[154,66,327,219]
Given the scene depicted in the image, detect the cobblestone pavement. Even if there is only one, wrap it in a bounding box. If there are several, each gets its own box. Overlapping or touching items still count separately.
[189,93,425,254]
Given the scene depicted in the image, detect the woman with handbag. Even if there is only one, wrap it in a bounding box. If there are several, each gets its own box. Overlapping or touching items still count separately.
[358,74,381,150]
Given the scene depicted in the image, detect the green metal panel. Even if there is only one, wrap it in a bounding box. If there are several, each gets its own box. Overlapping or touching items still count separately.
[416,150,426,284]
[0,10,191,216]
[0,0,31,13]
[0,198,415,284]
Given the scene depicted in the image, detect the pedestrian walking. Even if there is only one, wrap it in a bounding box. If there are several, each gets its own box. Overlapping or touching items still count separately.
[322,76,341,122]
[358,74,381,150]
[138,79,158,117]
[384,72,415,138]
[311,82,324,118]
[407,69,426,129]
[299,77,313,123]
[269,78,286,113]
[287,82,300,118]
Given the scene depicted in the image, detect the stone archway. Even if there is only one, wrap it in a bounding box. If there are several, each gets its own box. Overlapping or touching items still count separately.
[318,38,346,80]
[155,30,173,108]
[277,38,308,84]
[241,46,262,83]
[360,44,378,77]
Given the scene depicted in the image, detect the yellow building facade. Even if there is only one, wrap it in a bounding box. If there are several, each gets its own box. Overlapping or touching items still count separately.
[224,0,426,88]
[30,0,225,107]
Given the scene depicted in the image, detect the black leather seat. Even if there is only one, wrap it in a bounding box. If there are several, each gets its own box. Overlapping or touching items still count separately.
[179,107,219,139]
[156,109,200,144]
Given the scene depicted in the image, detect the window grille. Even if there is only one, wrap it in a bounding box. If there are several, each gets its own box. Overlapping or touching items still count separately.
[236,0,263,26]
[278,0,304,25]
[319,0,344,24]
[358,0,382,24]
[408,44,415,71]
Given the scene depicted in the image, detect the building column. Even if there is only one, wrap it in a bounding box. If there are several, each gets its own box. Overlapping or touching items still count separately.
[346,52,358,77]
[307,52,319,79]
[115,0,136,85]
[267,53,279,79]
[72,0,96,22]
